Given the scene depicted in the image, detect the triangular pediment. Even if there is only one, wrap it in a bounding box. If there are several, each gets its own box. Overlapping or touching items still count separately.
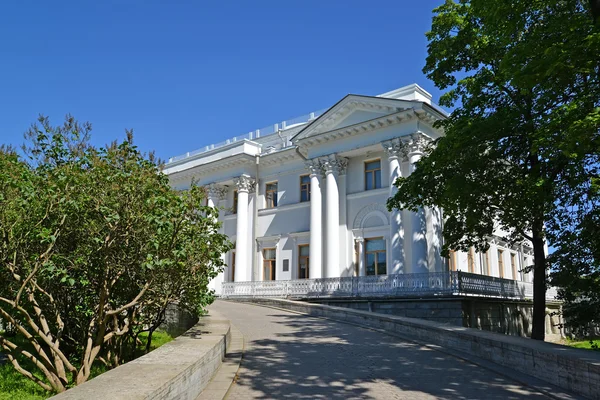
[292,95,418,142]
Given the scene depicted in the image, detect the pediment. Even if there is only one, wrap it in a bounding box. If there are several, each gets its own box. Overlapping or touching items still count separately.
[292,95,418,142]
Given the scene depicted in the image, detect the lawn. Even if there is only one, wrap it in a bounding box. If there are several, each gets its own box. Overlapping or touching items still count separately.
[0,331,173,400]
[566,338,600,351]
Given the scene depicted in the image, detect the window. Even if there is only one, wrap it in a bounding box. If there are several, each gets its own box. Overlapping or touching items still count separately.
[266,182,278,208]
[231,251,236,282]
[300,175,310,202]
[365,238,386,276]
[233,190,238,214]
[497,249,504,278]
[510,252,518,280]
[364,160,382,190]
[298,245,309,279]
[482,251,490,276]
[468,248,475,273]
[449,250,457,271]
[263,248,276,281]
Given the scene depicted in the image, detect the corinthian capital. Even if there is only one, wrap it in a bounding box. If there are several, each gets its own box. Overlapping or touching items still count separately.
[305,158,321,176]
[381,138,409,161]
[320,154,348,176]
[403,133,432,155]
[206,183,227,201]
[234,174,255,193]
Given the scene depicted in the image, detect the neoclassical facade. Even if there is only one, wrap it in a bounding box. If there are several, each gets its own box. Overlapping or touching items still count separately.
[164,84,535,294]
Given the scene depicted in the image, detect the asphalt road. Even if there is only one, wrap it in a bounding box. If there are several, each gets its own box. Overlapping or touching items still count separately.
[210,300,550,400]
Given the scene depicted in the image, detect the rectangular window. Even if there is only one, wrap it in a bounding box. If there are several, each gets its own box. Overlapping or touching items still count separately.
[266,182,278,208]
[231,251,236,282]
[233,190,238,214]
[298,244,309,279]
[300,175,311,202]
[468,248,475,273]
[364,159,382,191]
[365,237,386,276]
[482,251,490,276]
[263,248,276,281]
[511,252,518,280]
[497,249,504,278]
[449,250,457,271]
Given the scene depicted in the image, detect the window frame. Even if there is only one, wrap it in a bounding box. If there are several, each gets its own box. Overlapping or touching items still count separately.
[298,244,309,279]
[497,249,505,278]
[262,247,276,281]
[265,181,278,209]
[510,252,518,280]
[365,237,387,276]
[300,174,311,202]
[364,159,382,191]
[449,250,457,271]
[468,248,475,273]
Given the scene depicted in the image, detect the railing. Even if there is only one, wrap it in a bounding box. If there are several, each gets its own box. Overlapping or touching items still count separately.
[221,271,559,301]
[167,108,328,163]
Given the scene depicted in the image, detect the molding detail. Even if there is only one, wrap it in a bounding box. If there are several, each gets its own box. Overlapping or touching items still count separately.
[206,183,228,201]
[353,203,390,229]
[234,174,256,193]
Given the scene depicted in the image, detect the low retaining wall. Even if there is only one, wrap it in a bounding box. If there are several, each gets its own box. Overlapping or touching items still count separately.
[312,297,564,342]
[243,298,600,399]
[51,311,231,400]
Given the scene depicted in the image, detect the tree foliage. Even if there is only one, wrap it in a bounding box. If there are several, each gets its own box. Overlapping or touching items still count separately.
[0,116,232,392]
[388,0,600,340]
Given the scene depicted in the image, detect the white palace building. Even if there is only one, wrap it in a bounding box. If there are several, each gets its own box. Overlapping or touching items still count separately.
[164,84,536,298]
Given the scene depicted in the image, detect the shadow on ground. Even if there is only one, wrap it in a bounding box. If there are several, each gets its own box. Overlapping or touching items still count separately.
[212,301,548,400]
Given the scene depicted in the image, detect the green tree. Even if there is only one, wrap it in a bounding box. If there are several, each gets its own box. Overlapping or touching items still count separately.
[0,116,231,392]
[388,0,600,340]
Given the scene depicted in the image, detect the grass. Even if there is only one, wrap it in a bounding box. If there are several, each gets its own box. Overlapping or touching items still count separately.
[565,338,600,350]
[0,330,173,400]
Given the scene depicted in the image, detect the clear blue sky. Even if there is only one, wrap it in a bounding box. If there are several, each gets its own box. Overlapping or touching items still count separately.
[0,1,445,161]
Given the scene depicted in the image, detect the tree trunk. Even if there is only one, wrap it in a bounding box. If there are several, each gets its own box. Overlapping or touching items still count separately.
[531,224,547,341]
[145,328,154,354]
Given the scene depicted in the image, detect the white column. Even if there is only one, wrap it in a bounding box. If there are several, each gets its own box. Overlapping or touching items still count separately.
[233,175,254,282]
[356,237,365,276]
[382,139,406,275]
[306,160,323,279]
[407,134,429,273]
[322,154,348,278]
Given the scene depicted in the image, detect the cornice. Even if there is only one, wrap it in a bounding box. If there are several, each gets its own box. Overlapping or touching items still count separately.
[296,109,417,150]
[259,147,303,167]
[167,153,256,184]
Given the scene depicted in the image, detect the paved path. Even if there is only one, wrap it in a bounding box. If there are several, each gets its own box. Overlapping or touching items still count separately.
[210,300,549,400]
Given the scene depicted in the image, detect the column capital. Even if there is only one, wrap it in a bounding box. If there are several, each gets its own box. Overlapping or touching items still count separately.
[305,158,322,177]
[381,138,409,161]
[355,236,364,243]
[206,183,227,201]
[403,133,432,156]
[234,174,255,193]
[320,154,348,176]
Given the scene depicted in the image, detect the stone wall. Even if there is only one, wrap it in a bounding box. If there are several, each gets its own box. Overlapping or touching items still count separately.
[313,297,564,342]
[160,303,199,337]
[244,298,600,399]
[50,310,231,400]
